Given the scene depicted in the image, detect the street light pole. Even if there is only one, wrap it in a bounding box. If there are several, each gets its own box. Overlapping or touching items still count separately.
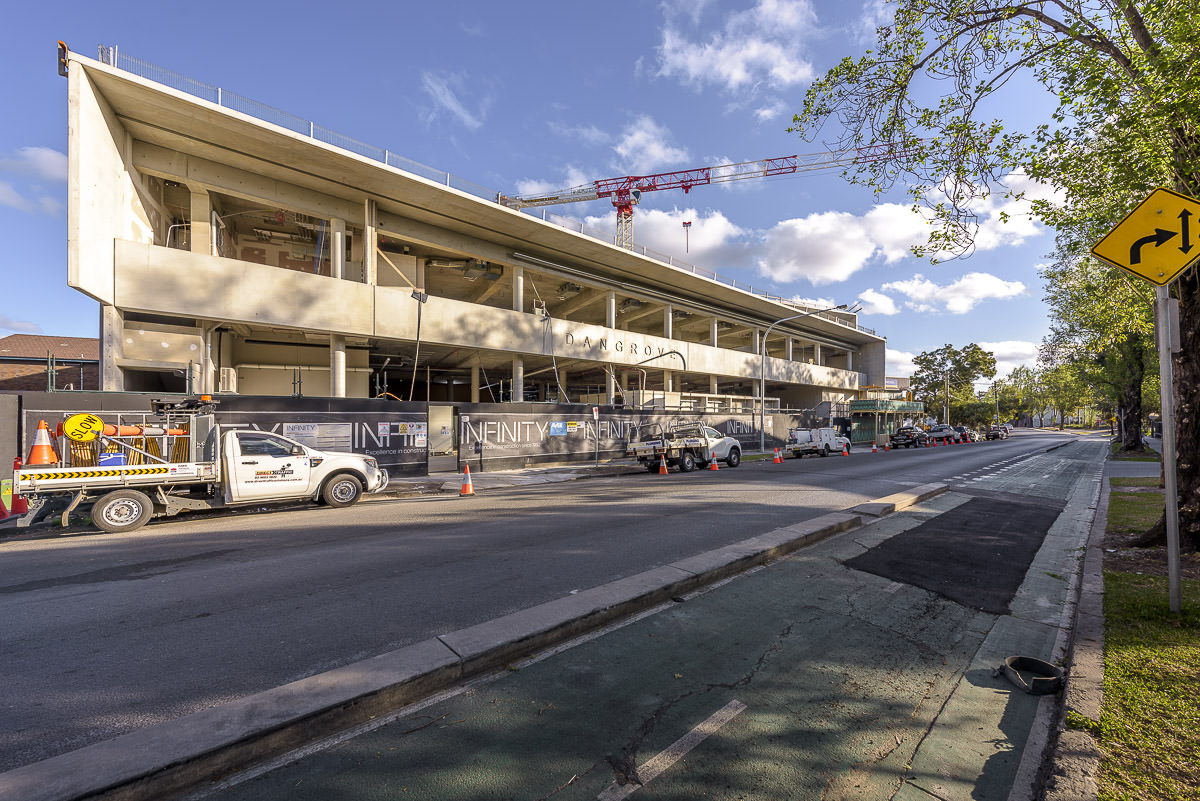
[759,304,849,454]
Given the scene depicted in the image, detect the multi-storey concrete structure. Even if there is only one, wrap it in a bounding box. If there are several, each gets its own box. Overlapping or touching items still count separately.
[63,45,886,412]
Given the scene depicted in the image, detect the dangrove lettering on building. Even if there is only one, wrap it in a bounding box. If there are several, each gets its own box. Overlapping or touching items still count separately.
[561,331,676,361]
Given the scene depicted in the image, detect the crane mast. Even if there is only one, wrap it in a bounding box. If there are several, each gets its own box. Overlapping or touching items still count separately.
[500,142,921,249]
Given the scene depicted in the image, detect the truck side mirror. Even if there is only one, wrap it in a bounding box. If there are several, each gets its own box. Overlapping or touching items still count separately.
[291,445,305,456]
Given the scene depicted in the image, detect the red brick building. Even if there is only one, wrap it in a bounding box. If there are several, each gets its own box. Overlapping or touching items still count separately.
[0,335,99,392]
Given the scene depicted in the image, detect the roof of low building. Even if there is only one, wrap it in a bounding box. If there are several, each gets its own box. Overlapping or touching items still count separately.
[0,334,99,361]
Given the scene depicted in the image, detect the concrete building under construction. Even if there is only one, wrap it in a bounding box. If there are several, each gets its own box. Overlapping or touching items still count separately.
[62,44,887,419]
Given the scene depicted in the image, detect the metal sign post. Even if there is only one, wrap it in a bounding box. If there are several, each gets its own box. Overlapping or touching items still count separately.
[1156,286,1183,613]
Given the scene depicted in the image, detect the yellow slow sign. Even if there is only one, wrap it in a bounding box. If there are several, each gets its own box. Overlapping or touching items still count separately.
[62,413,105,442]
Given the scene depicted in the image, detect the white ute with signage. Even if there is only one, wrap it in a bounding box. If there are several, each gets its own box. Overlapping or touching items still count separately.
[13,397,389,533]
[625,421,742,472]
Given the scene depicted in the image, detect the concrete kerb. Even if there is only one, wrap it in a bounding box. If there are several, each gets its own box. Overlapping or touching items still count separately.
[0,482,949,801]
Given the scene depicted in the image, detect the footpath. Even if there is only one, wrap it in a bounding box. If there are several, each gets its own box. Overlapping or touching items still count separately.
[0,439,1122,800]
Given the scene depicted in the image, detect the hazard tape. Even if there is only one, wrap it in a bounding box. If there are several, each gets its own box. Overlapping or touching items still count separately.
[20,467,172,481]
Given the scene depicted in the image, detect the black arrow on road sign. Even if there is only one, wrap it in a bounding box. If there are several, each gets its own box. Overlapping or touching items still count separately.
[1129,228,1178,265]
[1180,209,1193,255]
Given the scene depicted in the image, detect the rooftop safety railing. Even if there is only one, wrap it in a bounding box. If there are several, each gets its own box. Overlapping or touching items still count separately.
[96,45,876,337]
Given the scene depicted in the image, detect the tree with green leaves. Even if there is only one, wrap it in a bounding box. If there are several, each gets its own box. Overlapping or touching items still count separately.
[910,343,997,422]
[790,0,1199,550]
[1042,227,1156,450]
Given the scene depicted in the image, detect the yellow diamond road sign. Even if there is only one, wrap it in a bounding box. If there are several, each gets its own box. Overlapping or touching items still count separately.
[1091,188,1200,285]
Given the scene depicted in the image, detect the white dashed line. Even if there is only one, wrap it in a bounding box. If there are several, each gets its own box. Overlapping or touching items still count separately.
[595,700,748,799]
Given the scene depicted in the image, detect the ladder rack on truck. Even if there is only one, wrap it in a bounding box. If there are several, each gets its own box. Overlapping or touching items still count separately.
[626,420,721,473]
[13,396,389,532]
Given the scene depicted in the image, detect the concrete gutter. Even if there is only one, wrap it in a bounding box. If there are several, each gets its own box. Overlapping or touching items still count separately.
[0,483,947,801]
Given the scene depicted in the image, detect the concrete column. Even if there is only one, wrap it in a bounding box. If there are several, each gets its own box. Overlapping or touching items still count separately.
[786,337,793,361]
[470,363,480,403]
[190,190,212,255]
[417,259,426,292]
[100,304,124,391]
[330,334,346,397]
[606,367,616,405]
[847,350,853,371]
[711,318,719,347]
[753,328,761,355]
[513,265,524,312]
[664,305,673,339]
[512,356,524,402]
[559,371,569,402]
[664,370,673,393]
[709,375,719,394]
[620,372,629,392]
[363,199,377,285]
[606,291,616,328]
[331,217,346,279]
[814,343,822,365]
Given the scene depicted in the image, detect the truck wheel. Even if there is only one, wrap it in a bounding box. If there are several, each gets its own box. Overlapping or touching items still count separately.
[646,461,661,473]
[725,448,741,468]
[820,445,830,457]
[678,452,697,472]
[92,490,154,533]
[322,474,363,508]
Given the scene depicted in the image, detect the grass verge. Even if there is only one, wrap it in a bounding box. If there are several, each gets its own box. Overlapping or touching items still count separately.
[1099,572,1200,800]
[1109,439,1161,461]
[1109,476,1161,488]
[1106,491,1165,534]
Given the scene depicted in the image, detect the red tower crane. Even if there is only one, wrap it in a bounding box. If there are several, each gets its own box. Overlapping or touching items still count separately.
[500,141,923,249]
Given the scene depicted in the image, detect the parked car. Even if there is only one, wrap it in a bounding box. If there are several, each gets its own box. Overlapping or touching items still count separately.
[926,425,960,444]
[953,425,979,442]
[890,426,928,448]
[985,425,1007,440]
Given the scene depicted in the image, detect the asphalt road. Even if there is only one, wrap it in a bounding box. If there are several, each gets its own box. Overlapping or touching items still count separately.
[0,430,1073,773]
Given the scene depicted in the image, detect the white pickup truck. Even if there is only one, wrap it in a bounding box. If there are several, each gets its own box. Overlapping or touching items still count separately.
[626,421,742,472]
[784,427,847,458]
[13,397,389,533]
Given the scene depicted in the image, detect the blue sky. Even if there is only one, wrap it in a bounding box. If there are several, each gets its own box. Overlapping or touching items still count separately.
[0,0,1061,380]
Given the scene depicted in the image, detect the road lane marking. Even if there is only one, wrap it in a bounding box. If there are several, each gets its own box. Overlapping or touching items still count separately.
[596,699,747,799]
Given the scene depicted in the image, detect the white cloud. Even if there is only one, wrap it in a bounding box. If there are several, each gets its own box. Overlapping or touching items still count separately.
[0,315,42,334]
[880,271,1027,314]
[0,180,61,217]
[657,0,816,93]
[789,295,839,309]
[419,71,487,130]
[980,340,1040,376]
[757,202,928,285]
[612,116,689,174]
[602,206,748,265]
[887,348,917,376]
[548,122,609,147]
[857,288,899,315]
[0,146,67,182]
[514,166,594,198]
[754,102,786,123]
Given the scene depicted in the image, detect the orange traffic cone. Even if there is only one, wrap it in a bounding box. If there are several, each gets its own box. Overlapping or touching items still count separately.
[27,420,58,466]
[460,464,475,496]
[709,451,719,471]
[871,442,878,453]
[773,448,783,464]
[884,441,891,451]
[658,455,669,475]
[842,442,849,456]
[10,457,28,516]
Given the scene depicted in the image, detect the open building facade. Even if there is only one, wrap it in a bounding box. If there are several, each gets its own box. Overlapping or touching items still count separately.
[45,45,903,473]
